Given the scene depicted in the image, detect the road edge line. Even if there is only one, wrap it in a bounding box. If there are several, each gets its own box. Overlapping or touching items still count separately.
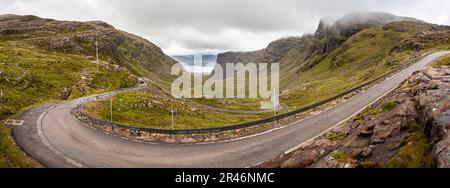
[36,104,86,168]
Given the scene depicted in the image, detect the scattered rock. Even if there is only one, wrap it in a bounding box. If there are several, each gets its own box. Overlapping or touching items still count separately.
[267,67,450,168]
[432,138,450,168]
[409,71,432,83]
[360,147,373,157]
[371,119,403,144]
[181,137,197,143]
[280,140,337,168]
[358,129,373,137]
[60,87,72,99]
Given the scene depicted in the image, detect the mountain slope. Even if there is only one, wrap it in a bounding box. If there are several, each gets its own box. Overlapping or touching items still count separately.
[0,14,176,86]
[217,12,422,77]
[0,14,176,167]
[207,12,450,110]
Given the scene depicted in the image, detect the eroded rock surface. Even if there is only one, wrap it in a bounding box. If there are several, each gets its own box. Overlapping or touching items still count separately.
[263,66,450,168]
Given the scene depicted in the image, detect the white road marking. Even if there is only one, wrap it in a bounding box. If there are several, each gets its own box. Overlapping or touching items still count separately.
[4,119,24,126]
[36,104,86,168]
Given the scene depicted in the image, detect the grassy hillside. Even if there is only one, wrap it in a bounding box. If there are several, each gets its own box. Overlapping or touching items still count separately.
[0,15,175,86]
[82,90,267,129]
[81,19,450,130]
[198,21,450,110]
[433,54,450,67]
[0,44,137,167]
[0,15,173,167]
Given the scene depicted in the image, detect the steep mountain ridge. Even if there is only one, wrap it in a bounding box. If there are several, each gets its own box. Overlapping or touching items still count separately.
[0,14,176,167]
[0,14,176,86]
[315,12,422,38]
[217,12,423,77]
[206,12,450,111]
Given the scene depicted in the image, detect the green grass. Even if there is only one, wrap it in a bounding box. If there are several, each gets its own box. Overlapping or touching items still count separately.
[0,44,135,116]
[81,21,450,130]
[280,27,412,110]
[380,101,398,112]
[433,54,450,67]
[385,121,434,168]
[82,90,269,129]
[192,26,418,111]
[190,21,450,111]
[332,151,351,163]
[326,131,348,141]
[0,123,40,168]
[0,42,136,168]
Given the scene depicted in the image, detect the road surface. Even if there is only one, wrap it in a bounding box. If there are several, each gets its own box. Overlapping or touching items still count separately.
[11,51,450,168]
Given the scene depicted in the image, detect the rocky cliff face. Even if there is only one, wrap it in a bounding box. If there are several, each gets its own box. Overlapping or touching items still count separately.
[0,14,175,85]
[216,12,421,77]
[315,12,422,38]
[263,66,450,168]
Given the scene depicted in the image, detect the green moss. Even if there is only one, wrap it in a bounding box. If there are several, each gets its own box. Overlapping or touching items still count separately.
[0,124,40,168]
[177,21,450,112]
[332,151,351,163]
[433,54,450,67]
[385,121,434,168]
[357,161,380,168]
[82,90,269,129]
[326,131,348,141]
[365,106,384,115]
[0,43,136,167]
[380,102,398,112]
[355,102,397,119]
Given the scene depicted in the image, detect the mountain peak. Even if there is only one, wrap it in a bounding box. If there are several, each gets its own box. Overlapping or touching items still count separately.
[315,12,422,38]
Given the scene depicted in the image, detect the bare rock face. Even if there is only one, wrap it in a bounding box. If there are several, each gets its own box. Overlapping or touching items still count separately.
[371,117,404,144]
[429,97,450,167]
[49,37,82,52]
[0,14,176,84]
[217,12,423,84]
[409,71,432,83]
[279,140,338,168]
[433,137,450,168]
[262,67,450,168]
[59,87,72,99]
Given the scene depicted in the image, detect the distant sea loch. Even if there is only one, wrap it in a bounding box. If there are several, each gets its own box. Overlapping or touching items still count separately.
[172,54,217,73]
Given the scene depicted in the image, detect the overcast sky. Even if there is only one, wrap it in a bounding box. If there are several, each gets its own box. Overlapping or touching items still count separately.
[1,0,449,55]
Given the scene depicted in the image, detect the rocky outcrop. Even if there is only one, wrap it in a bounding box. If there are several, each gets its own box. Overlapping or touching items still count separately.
[280,140,339,168]
[319,12,422,38]
[430,97,450,167]
[262,66,450,168]
[0,14,176,84]
[216,12,423,82]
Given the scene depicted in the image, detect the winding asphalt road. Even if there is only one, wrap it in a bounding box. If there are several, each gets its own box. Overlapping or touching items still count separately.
[11,51,450,168]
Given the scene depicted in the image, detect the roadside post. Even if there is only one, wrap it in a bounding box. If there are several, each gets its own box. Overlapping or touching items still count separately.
[0,90,3,111]
[170,105,175,130]
[110,97,113,123]
[0,90,3,108]
[169,105,175,139]
[96,38,99,73]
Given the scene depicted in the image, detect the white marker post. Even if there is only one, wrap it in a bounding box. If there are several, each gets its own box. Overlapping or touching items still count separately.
[95,39,99,73]
[0,90,3,110]
[272,89,278,116]
[110,97,113,123]
[170,105,174,130]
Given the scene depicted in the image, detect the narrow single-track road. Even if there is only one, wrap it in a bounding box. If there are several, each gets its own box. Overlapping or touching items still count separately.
[11,51,450,167]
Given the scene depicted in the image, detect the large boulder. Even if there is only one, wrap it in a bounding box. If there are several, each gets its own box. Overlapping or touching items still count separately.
[432,138,450,168]
[280,140,337,168]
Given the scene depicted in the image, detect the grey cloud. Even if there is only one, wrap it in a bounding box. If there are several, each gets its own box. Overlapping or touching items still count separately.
[0,0,449,54]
